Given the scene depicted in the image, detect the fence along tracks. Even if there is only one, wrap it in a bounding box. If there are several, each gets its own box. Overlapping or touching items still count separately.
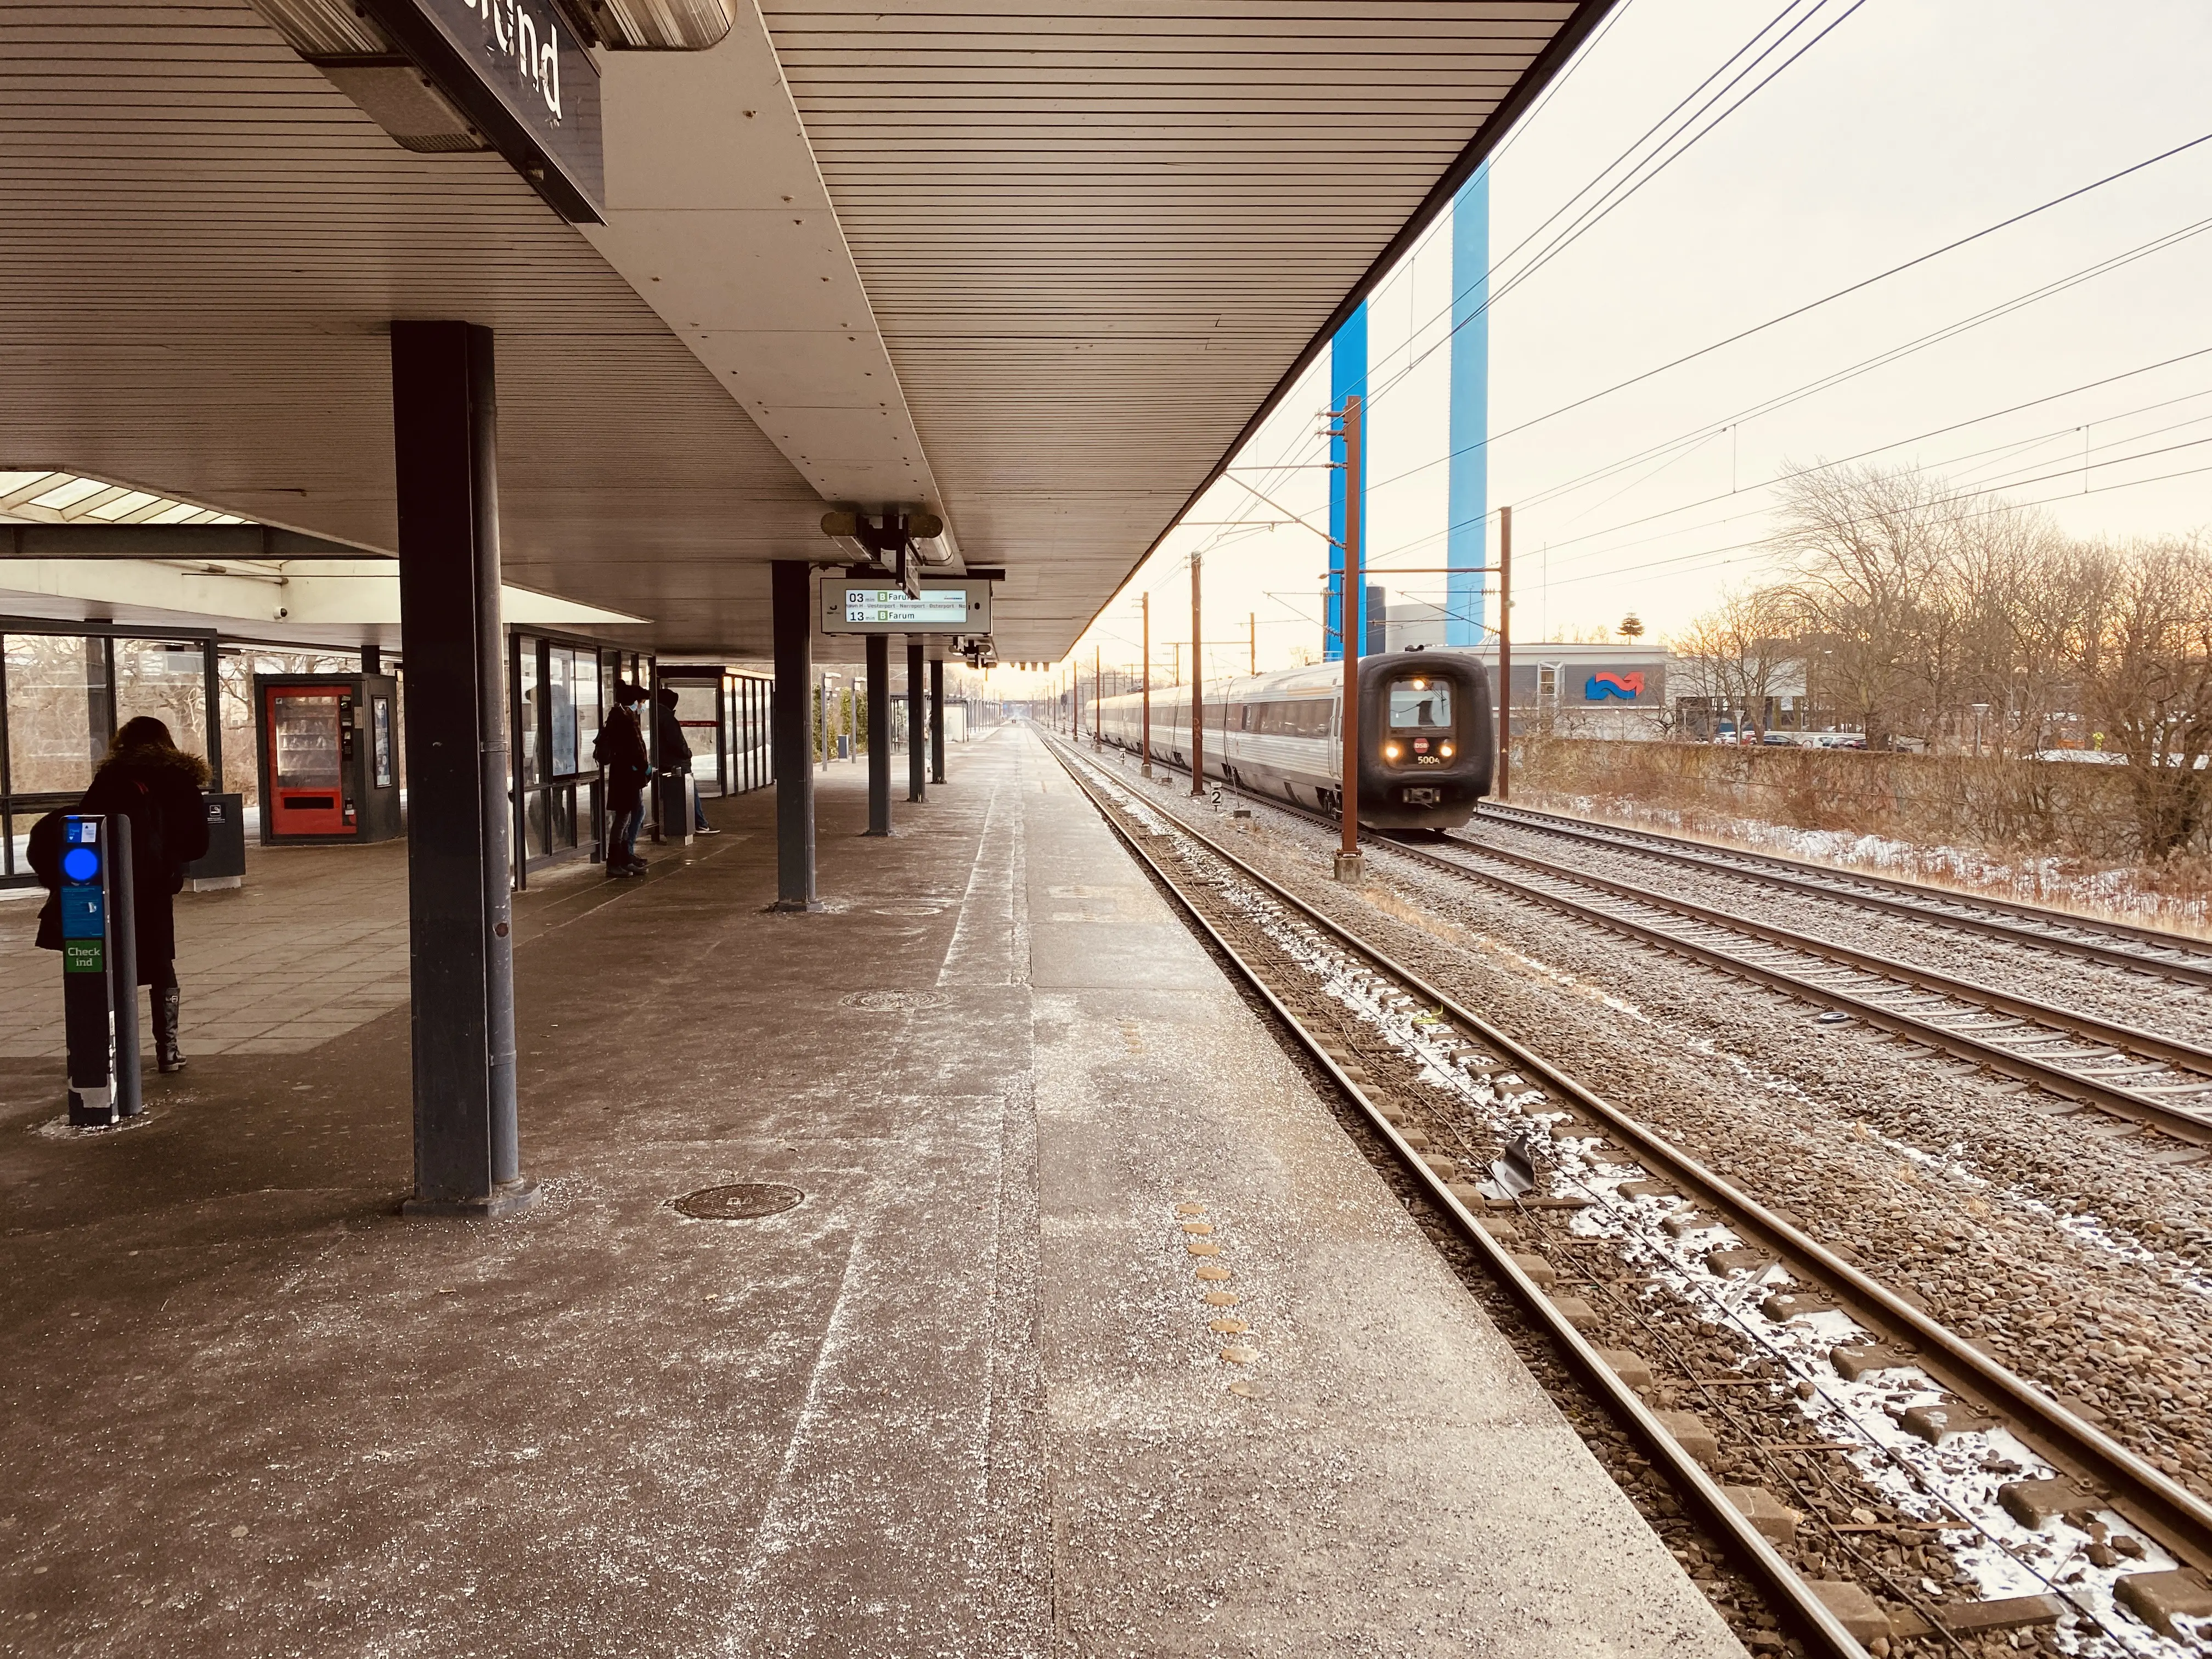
[1048,735,2212,1659]
[1474,802,2212,991]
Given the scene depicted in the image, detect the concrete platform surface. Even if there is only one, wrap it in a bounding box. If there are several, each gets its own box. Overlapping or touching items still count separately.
[0,726,1741,1658]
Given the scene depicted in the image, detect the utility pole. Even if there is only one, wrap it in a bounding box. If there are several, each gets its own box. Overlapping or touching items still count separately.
[1171,640,1180,686]
[1189,551,1206,797]
[1141,590,1153,777]
[1497,503,1513,803]
[1249,611,1257,676]
[1336,394,1365,883]
[1093,642,1102,748]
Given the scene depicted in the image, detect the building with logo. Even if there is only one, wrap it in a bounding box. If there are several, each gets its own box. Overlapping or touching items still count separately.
[1431,642,1675,741]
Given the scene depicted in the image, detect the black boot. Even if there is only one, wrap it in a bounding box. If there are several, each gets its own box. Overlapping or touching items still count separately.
[155,986,187,1073]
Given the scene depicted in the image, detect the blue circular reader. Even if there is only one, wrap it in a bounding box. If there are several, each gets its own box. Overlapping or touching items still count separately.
[61,846,101,884]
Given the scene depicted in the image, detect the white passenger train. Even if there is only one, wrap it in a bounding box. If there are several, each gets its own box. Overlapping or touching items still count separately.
[1091,649,1492,829]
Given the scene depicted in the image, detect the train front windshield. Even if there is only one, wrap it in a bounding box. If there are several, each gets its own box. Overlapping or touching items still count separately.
[1389,679,1451,729]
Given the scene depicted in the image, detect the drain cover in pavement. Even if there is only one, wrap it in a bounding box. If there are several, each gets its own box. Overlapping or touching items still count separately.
[839,989,947,1011]
[673,1183,804,1221]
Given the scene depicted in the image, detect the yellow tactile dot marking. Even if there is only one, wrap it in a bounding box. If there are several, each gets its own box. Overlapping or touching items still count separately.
[1187,1240,1220,1256]
[1209,1317,1250,1334]
[1219,1345,1259,1364]
[1201,1290,1239,1307]
[1194,1265,1230,1282]
[1180,1221,1213,1234]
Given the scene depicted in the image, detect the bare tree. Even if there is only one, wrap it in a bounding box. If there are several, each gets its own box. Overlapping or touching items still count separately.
[1766,463,1955,748]
[1671,585,1796,740]
[2079,536,2212,857]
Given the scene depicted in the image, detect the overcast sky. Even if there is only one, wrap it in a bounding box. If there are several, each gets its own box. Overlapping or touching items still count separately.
[1032,0,2212,692]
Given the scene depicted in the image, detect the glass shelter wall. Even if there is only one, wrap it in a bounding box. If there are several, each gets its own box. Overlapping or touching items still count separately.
[1,622,219,883]
[508,630,653,885]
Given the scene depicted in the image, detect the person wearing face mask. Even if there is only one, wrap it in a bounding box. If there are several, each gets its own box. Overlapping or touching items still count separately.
[595,682,652,877]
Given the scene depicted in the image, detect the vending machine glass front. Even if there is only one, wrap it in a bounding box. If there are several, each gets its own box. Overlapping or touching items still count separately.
[268,689,348,836]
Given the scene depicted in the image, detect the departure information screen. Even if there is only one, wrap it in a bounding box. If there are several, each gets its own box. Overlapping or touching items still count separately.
[844,588,970,627]
[822,578,991,634]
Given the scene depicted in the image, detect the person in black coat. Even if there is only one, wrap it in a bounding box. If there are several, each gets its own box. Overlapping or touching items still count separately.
[36,716,211,1072]
[596,684,652,877]
[654,685,719,834]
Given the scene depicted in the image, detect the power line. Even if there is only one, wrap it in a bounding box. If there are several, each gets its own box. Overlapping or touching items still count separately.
[1355,347,2212,574]
[1538,444,2212,593]
[1481,0,1874,318]
[1374,127,2212,492]
[1128,1,1861,540]
[1396,208,2212,515]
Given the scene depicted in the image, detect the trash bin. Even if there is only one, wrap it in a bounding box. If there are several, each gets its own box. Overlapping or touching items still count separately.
[654,771,695,847]
[184,793,247,891]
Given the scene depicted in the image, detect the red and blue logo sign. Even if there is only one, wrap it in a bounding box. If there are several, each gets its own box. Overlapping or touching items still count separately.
[1585,671,1645,702]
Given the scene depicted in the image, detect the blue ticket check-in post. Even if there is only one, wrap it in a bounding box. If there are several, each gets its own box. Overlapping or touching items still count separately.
[60,815,141,1127]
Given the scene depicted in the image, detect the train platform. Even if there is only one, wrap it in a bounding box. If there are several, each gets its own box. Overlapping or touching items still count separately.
[0,726,1741,1658]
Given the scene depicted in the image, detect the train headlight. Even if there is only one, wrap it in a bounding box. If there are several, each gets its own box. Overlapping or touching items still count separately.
[1440,743,1454,758]
[1383,742,1401,760]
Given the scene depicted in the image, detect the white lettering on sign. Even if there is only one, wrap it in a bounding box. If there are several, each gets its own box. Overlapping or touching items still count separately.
[469,0,563,120]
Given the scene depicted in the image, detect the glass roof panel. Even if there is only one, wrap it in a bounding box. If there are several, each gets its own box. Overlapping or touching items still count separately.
[0,469,244,526]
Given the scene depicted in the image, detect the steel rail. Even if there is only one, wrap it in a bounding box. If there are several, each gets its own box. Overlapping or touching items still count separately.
[1053,736,2212,1592]
[1474,800,2212,986]
[1127,744,2212,1143]
[1442,834,2212,1084]
[1042,739,1874,1659]
[1412,833,2212,1144]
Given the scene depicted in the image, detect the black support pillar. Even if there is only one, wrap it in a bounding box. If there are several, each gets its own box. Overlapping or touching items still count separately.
[391,320,535,1220]
[906,635,926,804]
[771,561,819,910]
[865,631,890,835]
[929,657,946,784]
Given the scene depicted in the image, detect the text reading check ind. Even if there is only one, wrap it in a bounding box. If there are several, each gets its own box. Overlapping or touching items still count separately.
[845,589,970,627]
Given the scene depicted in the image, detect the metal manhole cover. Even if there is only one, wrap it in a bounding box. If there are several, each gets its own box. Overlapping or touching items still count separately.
[839,989,949,1011]
[672,1183,804,1221]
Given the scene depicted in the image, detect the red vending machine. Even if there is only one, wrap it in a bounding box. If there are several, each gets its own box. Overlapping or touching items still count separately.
[253,673,403,844]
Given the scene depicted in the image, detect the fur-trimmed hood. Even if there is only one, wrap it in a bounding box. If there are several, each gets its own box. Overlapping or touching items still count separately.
[96,743,211,788]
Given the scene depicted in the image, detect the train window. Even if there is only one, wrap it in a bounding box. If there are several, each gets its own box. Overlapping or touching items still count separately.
[1389,678,1452,729]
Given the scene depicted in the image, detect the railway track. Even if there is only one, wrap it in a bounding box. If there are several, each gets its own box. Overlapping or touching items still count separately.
[1048,734,2212,1659]
[1421,831,2212,1149]
[1474,802,2212,991]
[1094,741,2212,1149]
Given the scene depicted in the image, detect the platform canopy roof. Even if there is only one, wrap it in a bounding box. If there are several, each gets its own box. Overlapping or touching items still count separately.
[0,0,1607,659]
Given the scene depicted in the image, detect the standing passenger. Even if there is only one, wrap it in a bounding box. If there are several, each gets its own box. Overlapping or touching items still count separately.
[597,683,651,877]
[654,686,719,835]
[69,718,211,1072]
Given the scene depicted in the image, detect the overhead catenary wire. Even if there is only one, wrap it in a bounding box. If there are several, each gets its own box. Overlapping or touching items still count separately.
[1533,450,2212,594]
[1105,25,2212,665]
[1357,353,2212,573]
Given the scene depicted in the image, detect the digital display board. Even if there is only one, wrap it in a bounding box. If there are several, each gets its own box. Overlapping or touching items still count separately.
[847,588,969,627]
[821,578,992,635]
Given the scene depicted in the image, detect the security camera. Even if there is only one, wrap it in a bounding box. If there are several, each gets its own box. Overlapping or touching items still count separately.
[275,606,289,619]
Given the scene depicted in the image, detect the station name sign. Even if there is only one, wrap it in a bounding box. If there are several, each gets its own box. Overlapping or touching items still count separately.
[821,578,992,636]
[360,0,605,222]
